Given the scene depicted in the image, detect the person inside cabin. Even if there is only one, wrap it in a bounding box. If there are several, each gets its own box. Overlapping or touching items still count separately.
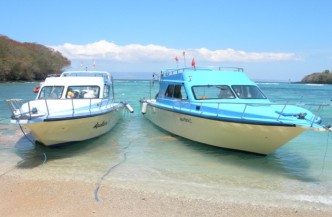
[84,90,96,98]
[173,85,182,99]
[67,88,75,98]
[165,85,174,97]
[218,87,235,99]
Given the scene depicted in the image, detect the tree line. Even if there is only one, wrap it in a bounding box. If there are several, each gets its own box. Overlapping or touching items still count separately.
[1,35,331,83]
[301,70,332,84]
[0,35,70,81]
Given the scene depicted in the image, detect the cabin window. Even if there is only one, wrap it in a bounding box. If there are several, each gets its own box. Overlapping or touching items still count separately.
[38,86,64,99]
[174,85,188,100]
[103,85,110,98]
[164,84,188,100]
[165,85,174,97]
[231,85,266,99]
[217,85,235,99]
[192,85,235,100]
[66,86,100,99]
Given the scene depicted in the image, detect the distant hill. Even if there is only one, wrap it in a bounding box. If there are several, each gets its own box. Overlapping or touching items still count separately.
[0,35,70,81]
[301,70,332,84]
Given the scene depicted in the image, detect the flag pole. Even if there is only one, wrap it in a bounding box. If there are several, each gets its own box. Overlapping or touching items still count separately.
[191,58,196,70]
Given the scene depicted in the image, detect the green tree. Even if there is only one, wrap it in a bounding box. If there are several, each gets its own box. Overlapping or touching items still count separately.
[0,35,71,81]
[301,70,332,84]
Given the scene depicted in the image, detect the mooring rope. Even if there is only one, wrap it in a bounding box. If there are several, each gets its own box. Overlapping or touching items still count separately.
[94,141,132,203]
[18,123,34,144]
[0,123,48,178]
[18,123,48,165]
[0,159,25,177]
[320,130,330,176]
[0,151,47,177]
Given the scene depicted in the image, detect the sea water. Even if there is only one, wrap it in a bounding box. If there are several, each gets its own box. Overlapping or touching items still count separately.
[0,80,332,209]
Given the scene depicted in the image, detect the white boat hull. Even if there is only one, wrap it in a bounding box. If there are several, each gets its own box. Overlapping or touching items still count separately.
[142,104,306,155]
[6,70,134,146]
[22,108,124,146]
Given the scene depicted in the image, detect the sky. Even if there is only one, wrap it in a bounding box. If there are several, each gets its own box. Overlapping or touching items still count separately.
[1,0,331,81]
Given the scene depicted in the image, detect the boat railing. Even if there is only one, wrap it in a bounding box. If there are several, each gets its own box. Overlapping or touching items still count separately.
[61,71,112,83]
[215,67,244,72]
[161,67,243,76]
[167,100,332,127]
[6,98,117,120]
[6,99,31,120]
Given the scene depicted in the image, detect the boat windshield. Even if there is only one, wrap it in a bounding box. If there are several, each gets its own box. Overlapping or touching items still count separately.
[192,85,266,100]
[66,86,100,99]
[231,85,266,99]
[38,86,64,99]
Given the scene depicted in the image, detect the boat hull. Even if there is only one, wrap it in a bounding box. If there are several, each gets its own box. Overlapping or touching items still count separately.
[142,103,306,155]
[22,107,124,146]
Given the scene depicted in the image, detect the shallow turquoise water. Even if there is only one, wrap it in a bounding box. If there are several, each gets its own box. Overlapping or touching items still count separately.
[0,80,332,209]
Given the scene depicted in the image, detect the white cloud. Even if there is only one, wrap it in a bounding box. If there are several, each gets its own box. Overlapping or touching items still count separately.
[49,40,300,63]
[193,48,299,62]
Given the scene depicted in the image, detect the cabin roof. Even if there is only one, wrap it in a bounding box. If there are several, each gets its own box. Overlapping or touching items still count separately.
[161,68,255,86]
[43,76,105,86]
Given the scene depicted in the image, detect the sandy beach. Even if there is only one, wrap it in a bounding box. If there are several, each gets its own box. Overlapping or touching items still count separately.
[0,173,331,217]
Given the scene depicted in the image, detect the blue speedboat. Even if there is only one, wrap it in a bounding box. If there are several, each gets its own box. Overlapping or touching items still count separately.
[140,67,330,155]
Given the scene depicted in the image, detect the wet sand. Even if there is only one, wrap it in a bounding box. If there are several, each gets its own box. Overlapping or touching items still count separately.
[1,174,331,217]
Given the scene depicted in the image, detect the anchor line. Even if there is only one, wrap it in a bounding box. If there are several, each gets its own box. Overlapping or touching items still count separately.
[1,123,47,177]
[18,123,47,164]
[0,153,47,177]
[320,130,330,176]
[94,141,132,203]
[18,123,34,144]
[0,159,25,177]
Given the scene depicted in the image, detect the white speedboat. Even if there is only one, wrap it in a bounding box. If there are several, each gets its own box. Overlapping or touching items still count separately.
[140,67,331,155]
[6,70,133,146]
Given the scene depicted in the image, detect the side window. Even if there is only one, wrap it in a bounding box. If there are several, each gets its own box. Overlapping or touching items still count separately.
[173,85,188,100]
[164,84,188,100]
[103,85,110,98]
[192,85,235,100]
[192,86,208,100]
[173,85,182,99]
[165,85,174,97]
[180,87,188,100]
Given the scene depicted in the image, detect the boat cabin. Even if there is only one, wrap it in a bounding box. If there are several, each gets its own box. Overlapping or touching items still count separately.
[155,67,269,103]
[36,71,114,100]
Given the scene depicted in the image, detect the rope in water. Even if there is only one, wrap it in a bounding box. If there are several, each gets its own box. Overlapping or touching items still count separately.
[94,141,132,203]
[320,130,330,176]
[18,123,48,165]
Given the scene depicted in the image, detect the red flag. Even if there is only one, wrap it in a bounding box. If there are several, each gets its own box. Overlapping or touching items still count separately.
[175,56,179,62]
[191,58,196,68]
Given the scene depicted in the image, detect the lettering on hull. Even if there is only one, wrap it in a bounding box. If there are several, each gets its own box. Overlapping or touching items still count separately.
[179,117,192,123]
[93,121,108,129]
